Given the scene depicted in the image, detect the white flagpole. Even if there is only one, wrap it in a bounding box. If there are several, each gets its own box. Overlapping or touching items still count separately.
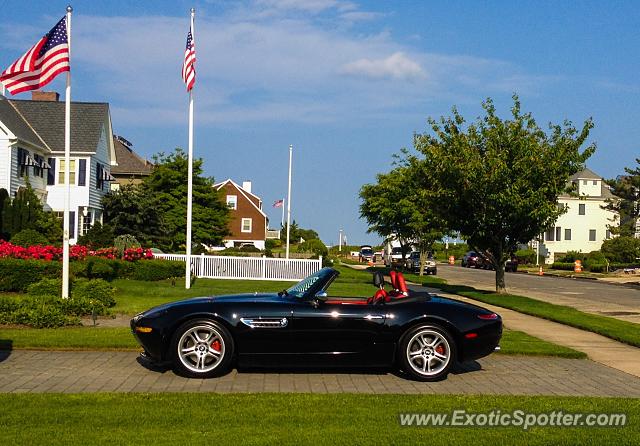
[185,8,195,289]
[62,5,72,299]
[285,145,293,259]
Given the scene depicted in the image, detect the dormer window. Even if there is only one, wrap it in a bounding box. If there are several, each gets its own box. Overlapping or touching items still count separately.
[593,180,598,186]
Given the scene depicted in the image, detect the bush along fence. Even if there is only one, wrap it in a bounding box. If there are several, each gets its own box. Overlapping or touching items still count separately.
[155,253,323,281]
[550,262,640,273]
[0,241,185,292]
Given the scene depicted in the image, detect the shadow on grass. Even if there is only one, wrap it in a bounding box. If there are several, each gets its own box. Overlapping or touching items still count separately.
[0,339,13,363]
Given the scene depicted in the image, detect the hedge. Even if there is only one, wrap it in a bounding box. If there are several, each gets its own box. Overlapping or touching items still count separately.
[0,257,185,292]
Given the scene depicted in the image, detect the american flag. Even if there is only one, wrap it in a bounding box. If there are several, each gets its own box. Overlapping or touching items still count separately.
[0,16,70,95]
[182,29,195,91]
[273,199,284,208]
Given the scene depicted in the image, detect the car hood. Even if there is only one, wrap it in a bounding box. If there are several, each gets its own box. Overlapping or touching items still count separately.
[141,293,283,315]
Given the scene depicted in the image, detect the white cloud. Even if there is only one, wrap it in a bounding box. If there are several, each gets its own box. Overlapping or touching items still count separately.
[254,0,356,14]
[340,52,426,81]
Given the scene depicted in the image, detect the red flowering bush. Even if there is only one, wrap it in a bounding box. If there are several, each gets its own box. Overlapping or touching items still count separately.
[122,247,154,261]
[0,240,150,262]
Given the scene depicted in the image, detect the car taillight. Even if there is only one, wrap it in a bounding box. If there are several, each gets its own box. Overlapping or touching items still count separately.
[477,313,499,320]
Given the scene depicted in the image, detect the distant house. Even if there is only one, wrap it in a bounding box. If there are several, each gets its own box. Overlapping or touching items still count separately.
[110,135,152,190]
[214,179,267,250]
[0,91,115,243]
[541,168,619,263]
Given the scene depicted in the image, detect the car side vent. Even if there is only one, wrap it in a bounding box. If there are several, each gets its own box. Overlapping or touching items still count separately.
[240,318,288,328]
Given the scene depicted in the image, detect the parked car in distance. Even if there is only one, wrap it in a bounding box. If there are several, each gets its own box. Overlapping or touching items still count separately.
[384,246,404,267]
[359,245,375,263]
[404,251,437,275]
[461,251,483,268]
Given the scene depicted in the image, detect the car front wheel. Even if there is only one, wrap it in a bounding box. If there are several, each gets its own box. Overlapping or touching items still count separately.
[398,324,456,381]
[171,319,234,378]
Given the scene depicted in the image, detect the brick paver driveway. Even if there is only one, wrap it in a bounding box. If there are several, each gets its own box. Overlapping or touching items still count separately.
[2,350,640,396]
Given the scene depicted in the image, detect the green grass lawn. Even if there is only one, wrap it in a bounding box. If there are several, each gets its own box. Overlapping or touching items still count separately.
[1,393,637,445]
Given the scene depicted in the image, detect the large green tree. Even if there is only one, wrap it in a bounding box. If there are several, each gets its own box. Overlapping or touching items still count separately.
[604,158,640,237]
[409,96,594,292]
[0,183,61,243]
[359,166,419,261]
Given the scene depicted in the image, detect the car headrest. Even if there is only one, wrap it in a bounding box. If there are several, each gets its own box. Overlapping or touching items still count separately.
[389,270,398,289]
[396,272,408,294]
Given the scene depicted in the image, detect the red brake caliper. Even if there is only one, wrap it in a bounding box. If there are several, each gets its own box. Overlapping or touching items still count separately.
[211,340,221,352]
[435,345,445,355]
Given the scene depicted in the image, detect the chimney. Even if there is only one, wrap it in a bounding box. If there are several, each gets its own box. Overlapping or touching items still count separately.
[31,91,59,101]
[242,181,252,194]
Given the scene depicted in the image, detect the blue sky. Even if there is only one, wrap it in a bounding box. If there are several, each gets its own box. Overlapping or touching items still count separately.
[2,1,639,246]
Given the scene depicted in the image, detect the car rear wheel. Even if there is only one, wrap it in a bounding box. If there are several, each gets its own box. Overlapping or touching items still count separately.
[171,319,234,378]
[398,324,456,381]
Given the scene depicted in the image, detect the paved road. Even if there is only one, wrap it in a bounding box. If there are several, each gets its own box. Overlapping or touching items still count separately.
[1,350,640,396]
[437,264,640,323]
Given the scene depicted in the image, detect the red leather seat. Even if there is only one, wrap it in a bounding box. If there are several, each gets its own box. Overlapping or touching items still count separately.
[367,288,389,305]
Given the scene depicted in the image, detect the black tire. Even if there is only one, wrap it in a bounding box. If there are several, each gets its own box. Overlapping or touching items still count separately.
[170,319,234,378]
[397,324,456,381]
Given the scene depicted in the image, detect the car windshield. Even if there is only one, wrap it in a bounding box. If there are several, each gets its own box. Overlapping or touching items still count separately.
[409,252,420,259]
[285,268,337,299]
[391,247,402,254]
[361,248,373,255]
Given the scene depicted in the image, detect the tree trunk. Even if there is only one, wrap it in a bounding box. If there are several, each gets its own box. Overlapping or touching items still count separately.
[494,245,506,293]
[419,250,426,277]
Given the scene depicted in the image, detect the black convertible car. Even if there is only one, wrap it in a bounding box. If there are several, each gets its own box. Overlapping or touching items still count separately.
[131,267,501,381]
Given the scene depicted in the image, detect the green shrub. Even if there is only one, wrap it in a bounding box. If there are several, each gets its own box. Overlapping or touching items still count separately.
[72,278,116,308]
[114,234,141,258]
[77,222,114,249]
[588,264,606,273]
[239,245,261,253]
[0,258,61,292]
[8,304,76,328]
[601,237,640,263]
[551,262,575,271]
[10,229,48,247]
[515,248,536,265]
[297,239,328,258]
[130,260,185,281]
[265,239,282,250]
[59,296,108,317]
[585,251,607,268]
[557,251,585,263]
[27,278,62,297]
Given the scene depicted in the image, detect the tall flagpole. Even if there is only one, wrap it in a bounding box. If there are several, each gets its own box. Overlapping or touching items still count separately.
[185,8,195,289]
[285,145,293,259]
[62,5,73,299]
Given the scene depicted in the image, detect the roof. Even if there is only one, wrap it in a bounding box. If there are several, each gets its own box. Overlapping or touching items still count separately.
[111,136,153,175]
[8,99,109,153]
[214,178,267,218]
[0,96,50,149]
[570,167,601,181]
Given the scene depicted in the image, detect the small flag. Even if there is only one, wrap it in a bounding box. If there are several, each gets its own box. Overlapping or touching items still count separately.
[0,16,70,95]
[273,199,284,208]
[182,28,195,91]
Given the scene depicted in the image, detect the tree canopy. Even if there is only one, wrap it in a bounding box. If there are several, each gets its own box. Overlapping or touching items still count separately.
[605,158,640,237]
[408,96,595,292]
[102,148,229,251]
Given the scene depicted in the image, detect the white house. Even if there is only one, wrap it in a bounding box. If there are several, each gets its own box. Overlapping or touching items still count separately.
[541,168,619,263]
[0,91,115,243]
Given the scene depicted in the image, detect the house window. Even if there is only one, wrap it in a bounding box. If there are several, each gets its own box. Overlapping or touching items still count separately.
[241,218,252,233]
[33,154,44,178]
[583,180,587,185]
[606,230,611,240]
[565,229,572,241]
[555,227,562,242]
[593,180,598,186]
[545,228,554,242]
[226,195,237,210]
[589,229,596,242]
[80,210,93,236]
[96,163,104,190]
[58,159,76,185]
[578,204,585,215]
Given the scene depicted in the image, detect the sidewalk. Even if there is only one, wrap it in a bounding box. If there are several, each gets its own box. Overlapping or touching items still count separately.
[423,285,640,378]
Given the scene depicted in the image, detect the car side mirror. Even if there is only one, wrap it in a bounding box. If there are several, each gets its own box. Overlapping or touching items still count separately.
[372,271,384,288]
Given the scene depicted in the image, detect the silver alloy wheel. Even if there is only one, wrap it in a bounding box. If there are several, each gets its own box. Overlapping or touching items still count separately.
[406,329,451,377]
[177,324,225,373]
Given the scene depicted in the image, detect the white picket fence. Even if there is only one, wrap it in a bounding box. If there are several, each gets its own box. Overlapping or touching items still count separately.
[154,253,322,281]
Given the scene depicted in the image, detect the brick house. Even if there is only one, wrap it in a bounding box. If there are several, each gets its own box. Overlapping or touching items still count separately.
[214,179,267,249]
